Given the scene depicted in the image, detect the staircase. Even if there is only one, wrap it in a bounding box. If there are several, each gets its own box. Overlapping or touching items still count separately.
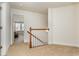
[27,27,49,48]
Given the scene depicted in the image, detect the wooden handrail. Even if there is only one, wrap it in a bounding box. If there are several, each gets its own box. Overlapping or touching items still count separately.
[27,31,45,44]
[31,28,49,30]
[28,27,49,48]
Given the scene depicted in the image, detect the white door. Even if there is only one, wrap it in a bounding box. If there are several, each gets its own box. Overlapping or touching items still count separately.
[0,7,1,55]
[48,6,76,46]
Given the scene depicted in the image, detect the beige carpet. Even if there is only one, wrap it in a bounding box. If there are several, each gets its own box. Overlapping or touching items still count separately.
[7,42,79,56]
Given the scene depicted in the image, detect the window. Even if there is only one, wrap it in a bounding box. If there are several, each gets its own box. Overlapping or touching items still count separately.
[15,23,21,31]
[22,23,24,31]
[15,22,24,31]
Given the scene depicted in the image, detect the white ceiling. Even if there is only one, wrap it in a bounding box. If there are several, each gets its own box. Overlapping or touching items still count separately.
[10,2,78,14]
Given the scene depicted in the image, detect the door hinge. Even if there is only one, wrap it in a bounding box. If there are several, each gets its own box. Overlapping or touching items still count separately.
[0,26,2,29]
[0,7,1,10]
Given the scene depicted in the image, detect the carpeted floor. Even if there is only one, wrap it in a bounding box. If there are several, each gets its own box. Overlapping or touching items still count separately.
[7,42,79,56]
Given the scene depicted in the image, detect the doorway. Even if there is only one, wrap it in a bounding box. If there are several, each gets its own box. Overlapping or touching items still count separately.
[14,22,24,44]
[11,14,24,45]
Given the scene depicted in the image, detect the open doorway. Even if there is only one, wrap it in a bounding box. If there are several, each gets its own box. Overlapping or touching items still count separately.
[12,14,24,45]
[14,22,24,44]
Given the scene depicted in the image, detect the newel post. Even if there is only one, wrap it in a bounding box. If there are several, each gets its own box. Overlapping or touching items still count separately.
[29,27,32,48]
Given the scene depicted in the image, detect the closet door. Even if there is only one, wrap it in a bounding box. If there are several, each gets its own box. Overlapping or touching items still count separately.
[48,5,76,46]
[0,7,1,55]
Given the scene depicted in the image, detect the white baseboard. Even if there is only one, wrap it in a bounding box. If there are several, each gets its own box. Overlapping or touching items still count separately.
[48,42,79,48]
[1,43,10,56]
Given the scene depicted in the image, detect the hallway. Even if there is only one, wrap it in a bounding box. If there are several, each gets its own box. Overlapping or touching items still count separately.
[7,42,79,56]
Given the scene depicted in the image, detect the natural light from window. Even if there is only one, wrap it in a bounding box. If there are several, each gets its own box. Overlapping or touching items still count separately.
[15,22,24,31]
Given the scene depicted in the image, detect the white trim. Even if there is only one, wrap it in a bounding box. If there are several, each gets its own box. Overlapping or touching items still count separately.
[52,42,79,48]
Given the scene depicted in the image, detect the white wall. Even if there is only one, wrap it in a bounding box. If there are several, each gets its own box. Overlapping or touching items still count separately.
[11,9,48,45]
[48,4,79,47]
[24,10,48,44]
[1,3,11,55]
